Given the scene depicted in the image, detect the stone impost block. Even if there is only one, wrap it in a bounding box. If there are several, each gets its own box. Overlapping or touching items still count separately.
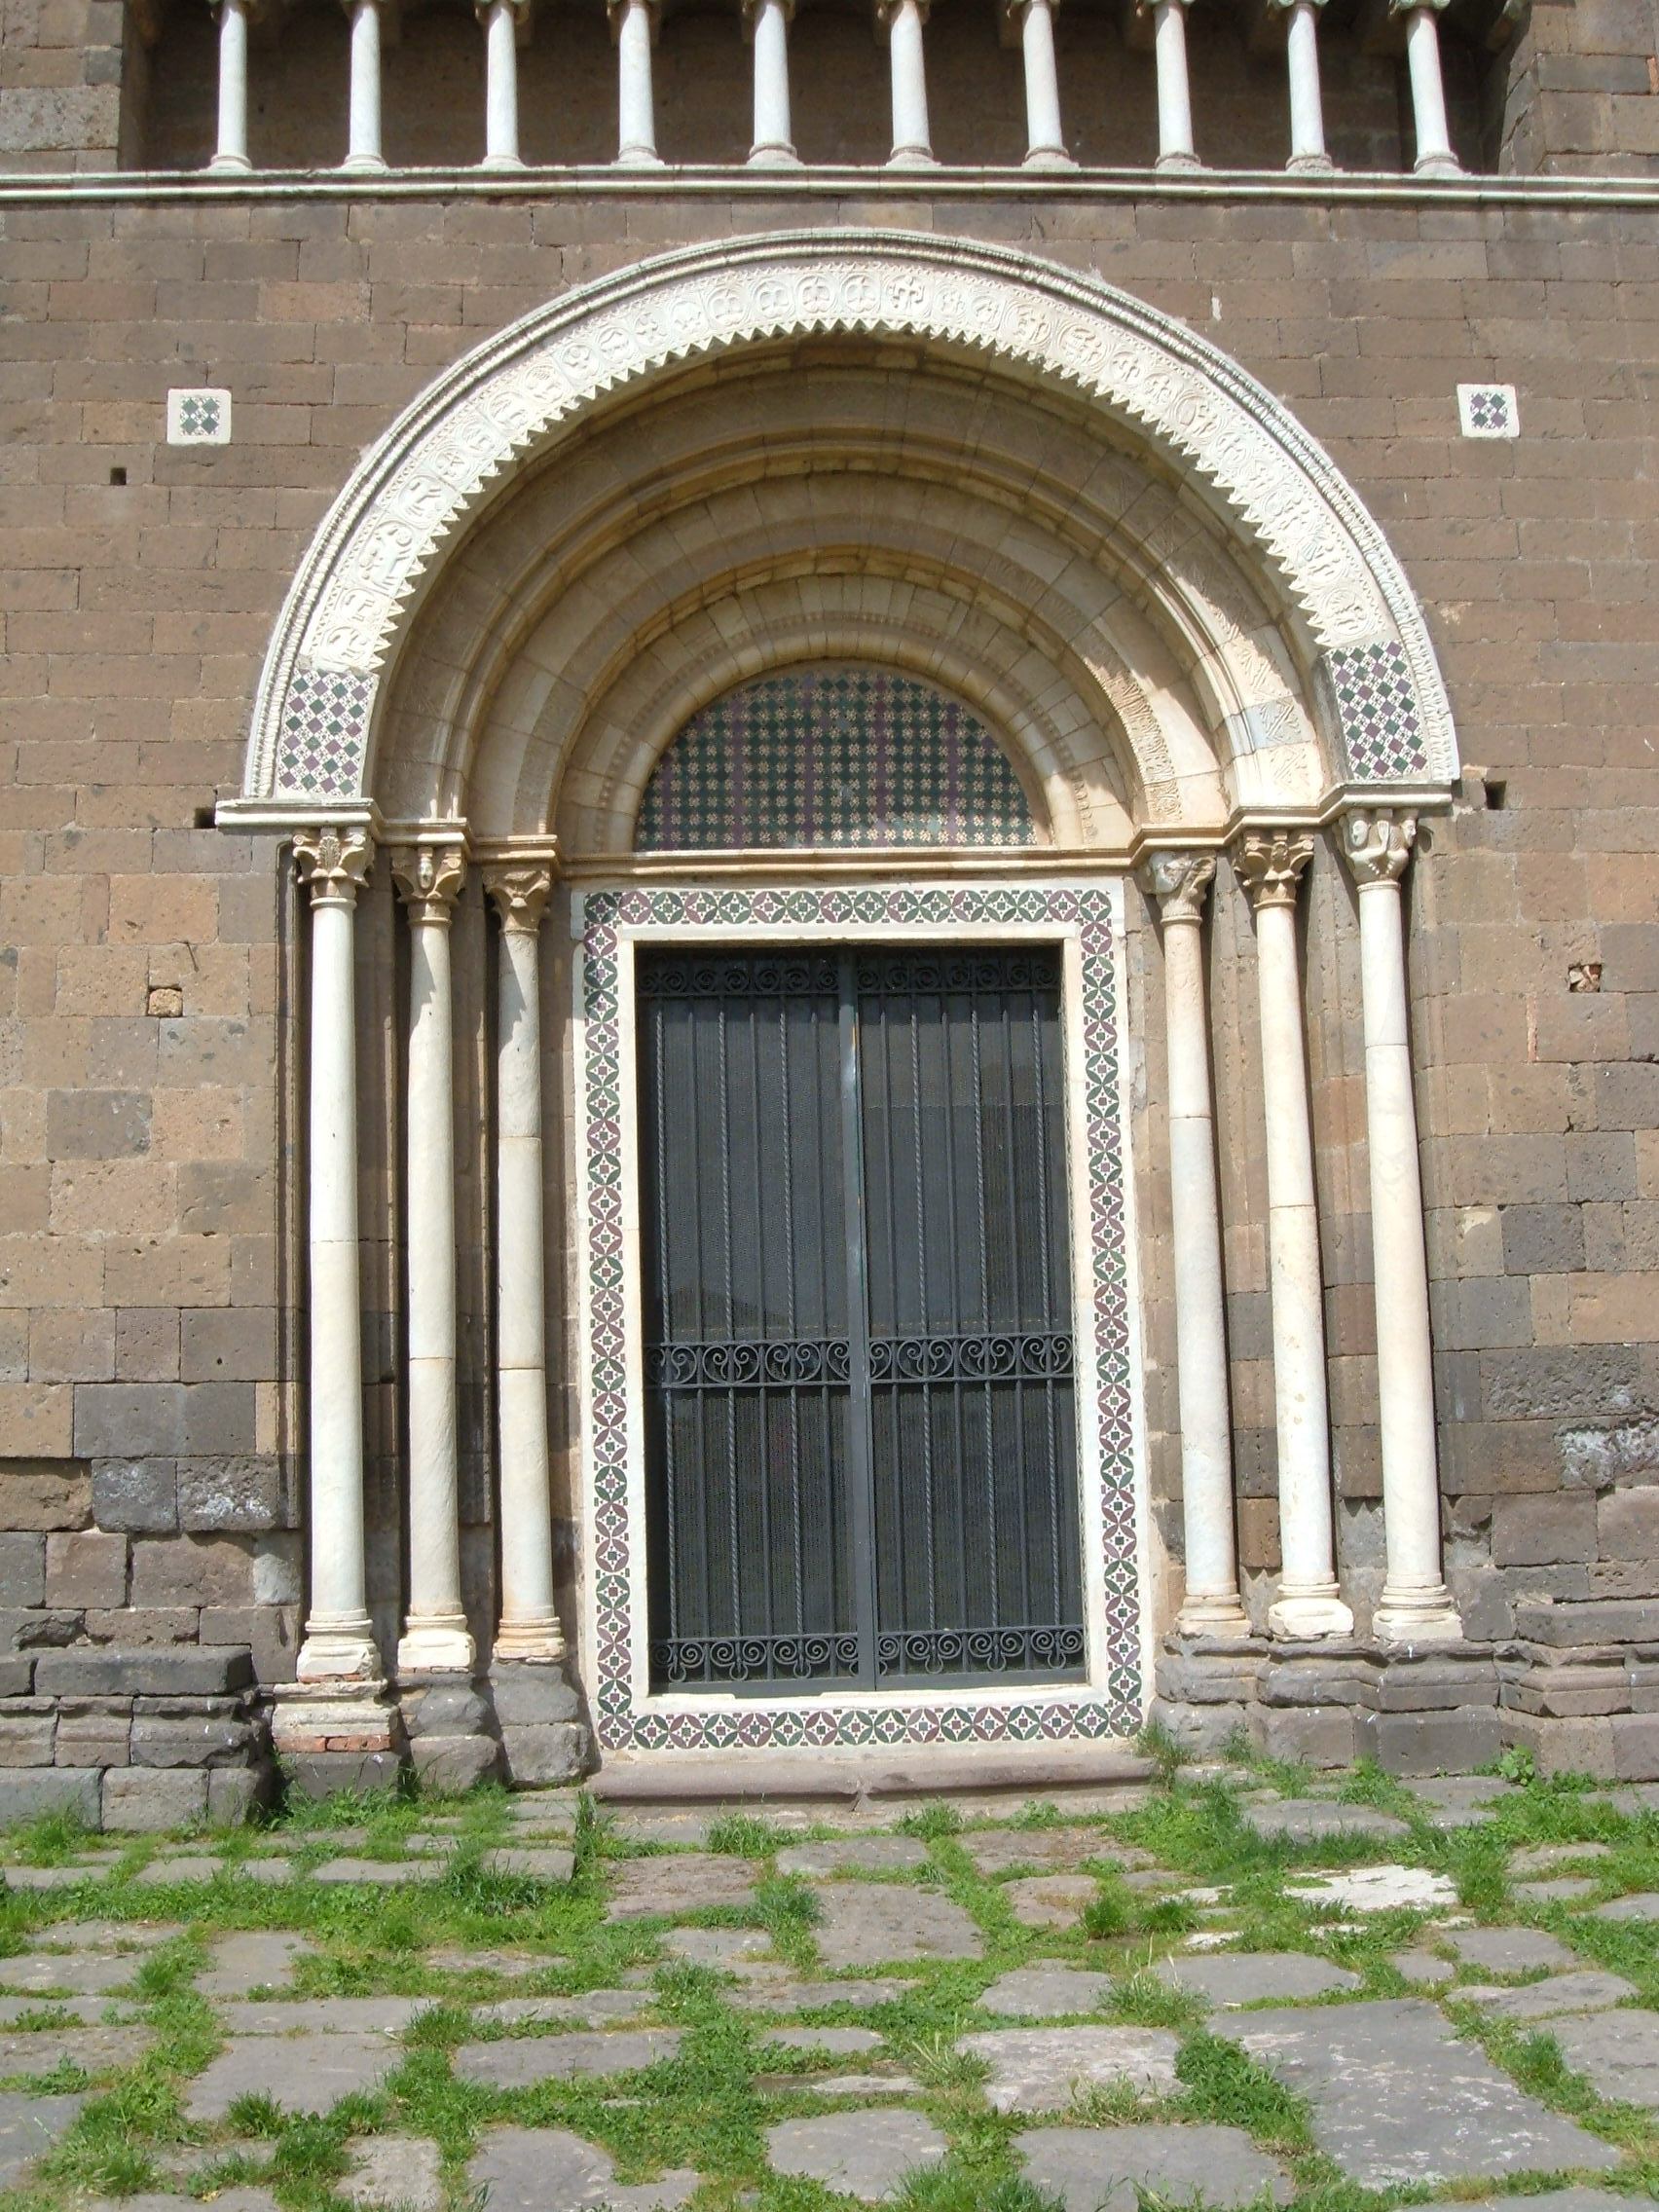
[102,1765,208,1830]
[0,1657,34,1698]
[0,1610,85,1652]
[0,1711,55,1766]
[498,1722,588,1788]
[35,1645,254,1697]
[91,1458,178,1534]
[489,1665,581,1727]
[0,1768,101,1828]
[1599,1488,1659,1558]
[130,1714,259,1769]
[1154,1649,1265,1705]
[1493,1494,1599,1567]
[1248,1705,1357,1766]
[1355,1707,1503,1775]
[1630,1662,1659,1713]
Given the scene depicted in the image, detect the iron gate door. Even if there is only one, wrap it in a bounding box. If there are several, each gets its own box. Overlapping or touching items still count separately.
[638,943,1085,1694]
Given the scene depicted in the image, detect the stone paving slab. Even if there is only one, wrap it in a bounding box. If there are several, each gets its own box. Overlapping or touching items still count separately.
[980,1965,1114,2017]
[483,1846,576,1882]
[813,1883,982,1967]
[1017,2122,1295,2212]
[311,1859,445,1886]
[454,2029,683,2085]
[776,1837,928,1877]
[1513,1877,1600,1906]
[1446,1928,1577,1973]
[217,1998,425,2036]
[425,1945,543,1978]
[0,1994,134,2025]
[960,1827,1142,1876]
[186,2033,398,2120]
[229,1861,295,1886]
[729,1976,907,2011]
[1459,1971,1637,2019]
[1450,2193,1636,2212]
[1511,1844,1612,1877]
[1595,1892,1659,1921]
[606,1854,759,1919]
[1243,1799,1407,1843]
[961,2024,1181,2113]
[1286,1865,1457,1915]
[1390,1950,1455,1988]
[0,2090,83,2186]
[1400,1778,1514,1827]
[86,2194,276,2212]
[1154,1951,1360,2007]
[1001,1873,1100,1928]
[0,2025,150,2074]
[27,1920,177,1951]
[469,2124,697,2211]
[476,1991,653,2028]
[341,2135,444,2211]
[0,1951,146,1994]
[2,1867,103,1891]
[766,2109,947,2200]
[1549,2009,1659,2107]
[764,2024,883,2053]
[198,1932,314,1997]
[662,1927,774,1970]
[1221,1999,1621,2186]
[607,1814,717,1847]
[756,2069,921,2097]
[136,1858,224,1886]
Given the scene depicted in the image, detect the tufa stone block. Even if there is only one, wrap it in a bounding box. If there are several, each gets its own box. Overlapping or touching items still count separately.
[1248,1705,1357,1767]
[1355,1707,1503,1775]
[0,1536,45,1610]
[489,1665,581,1727]
[0,1768,101,1828]
[102,1765,208,1830]
[1493,1494,1599,1567]
[410,1734,501,1793]
[34,1644,254,1697]
[91,1457,178,1534]
[0,1462,92,1531]
[176,1456,294,1533]
[499,1722,588,1788]
[44,1530,127,1609]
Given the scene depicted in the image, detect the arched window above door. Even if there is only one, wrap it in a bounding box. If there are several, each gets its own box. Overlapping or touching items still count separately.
[633,665,1040,853]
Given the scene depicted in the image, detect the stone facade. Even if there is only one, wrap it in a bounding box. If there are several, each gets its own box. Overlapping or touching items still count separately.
[0,0,1656,1804]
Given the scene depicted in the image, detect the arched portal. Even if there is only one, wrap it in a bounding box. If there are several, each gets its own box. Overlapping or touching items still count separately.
[239,234,1465,1774]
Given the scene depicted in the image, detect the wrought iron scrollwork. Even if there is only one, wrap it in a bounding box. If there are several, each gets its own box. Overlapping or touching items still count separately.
[645,1338,852,1388]
[853,947,1061,998]
[638,953,840,1002]
[867,1332,1073,1383]
[875,1625,1087,1676]
[652,1633,863,1684]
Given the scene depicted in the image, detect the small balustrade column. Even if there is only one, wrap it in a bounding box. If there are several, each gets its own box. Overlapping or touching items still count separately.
[208,0,254,172]
[1003,0,1072,167]
[1343,811,1464,1645]
[745,0,798,166]
[1234,830,1353,1641]
[392,845,475,1676]
[1271,0,1331,172]
[609,0,662,165]
[878,0,935,166]
[478,0,527,169]
[1152,0,1199,170]
[1391,0,1458,174]
[293,829,380,1684]
[486,865,566,1663]
[1141,854,1248,1633]
[342,0,387,172]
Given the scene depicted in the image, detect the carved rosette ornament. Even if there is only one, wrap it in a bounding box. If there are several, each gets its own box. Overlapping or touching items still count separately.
[1233,829,1314,910]
[294,827,373,908]
[390,844,466,927]
[1139,850,1216,926]
[1342,809,1416,888]
[484,862,555,935]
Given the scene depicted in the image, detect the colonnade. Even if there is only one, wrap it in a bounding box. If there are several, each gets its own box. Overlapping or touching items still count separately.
[288,807,1458,1693]
[204,0,1461,177]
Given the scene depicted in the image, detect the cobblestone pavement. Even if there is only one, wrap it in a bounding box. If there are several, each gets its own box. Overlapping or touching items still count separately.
[0,1758,1656,2207]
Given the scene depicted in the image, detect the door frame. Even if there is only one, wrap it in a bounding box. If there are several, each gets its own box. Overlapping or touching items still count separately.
[573,878,1152,1755]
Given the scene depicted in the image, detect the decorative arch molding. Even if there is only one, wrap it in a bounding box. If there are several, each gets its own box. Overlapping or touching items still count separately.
[239,231,1456,811]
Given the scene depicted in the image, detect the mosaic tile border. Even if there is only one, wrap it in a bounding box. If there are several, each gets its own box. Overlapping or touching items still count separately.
[276,664,377,800]
[576,881,1142,1753]
[1326,639,1430,782]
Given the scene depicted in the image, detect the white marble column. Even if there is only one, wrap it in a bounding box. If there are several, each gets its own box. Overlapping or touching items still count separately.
[478,0,526,169]
[609,0,662,166]
[1392,0,1458,174]
[744,0,798,166]
[209,0,253,172]
[486,866,566,1663]
[1272,0,1331,171]
[1343,811,1463,1646]
[1153,0,1199,169]
[1234,830,1352,1641]
[1142,854,1248,1634]
[342,0,387,172]
[392,845,474,1676]
[877,0,935,166]
[1003,0,1071,166]
[294,829,380,1684]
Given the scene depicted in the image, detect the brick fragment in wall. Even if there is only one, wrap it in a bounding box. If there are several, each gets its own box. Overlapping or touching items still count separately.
[1492,1493,1599,1567]
[92,1457,179,1533]
[0,1462,92,1532]
[44,1530,128,1609]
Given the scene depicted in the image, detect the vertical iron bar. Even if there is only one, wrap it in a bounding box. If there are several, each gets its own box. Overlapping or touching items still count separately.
[941,982,968,1630]
[718,1000,739,1631]
[1034,986,1060,1612]
[908,986,936,1629]
[688,1001,711,1642]
[747,992,773,1642]
[653,998,680,1643]
[1001,990,1030,1626]
[781,997,804,1635]
[969,996,998,1628]
[839,949,878,1689]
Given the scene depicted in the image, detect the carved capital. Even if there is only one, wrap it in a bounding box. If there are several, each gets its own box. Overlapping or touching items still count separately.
[1232,829,1314,910]
[742,0,794,27]
[294,827,373,907]
[1388,0,1449,16]
[390,844,466,928]
[484,863,554,936]
[1139,851,1216,926]
[875,0,930,24]
[474,0,531,27]
[1342,809,1416,889]
[1001,0,1057,26]
[607,0,659,36]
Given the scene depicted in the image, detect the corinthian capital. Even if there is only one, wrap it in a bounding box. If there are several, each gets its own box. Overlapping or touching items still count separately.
[390,844,466,927]
[483,862,554,935]
[1232,829,1314,910]
[1342,809,1417,888]
[294,827,374,906]
[1139,851,1216,926]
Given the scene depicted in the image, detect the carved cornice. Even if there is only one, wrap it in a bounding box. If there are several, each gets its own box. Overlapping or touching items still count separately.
[294,827,374,905]
[1232,828,1314,909]
[390,843,466,925]
[483,862,555,935]
[1139,851,1216,925]
[1342,808,1416,887]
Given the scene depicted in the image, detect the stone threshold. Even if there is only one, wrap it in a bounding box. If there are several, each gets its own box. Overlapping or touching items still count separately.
[589,1739,1157,1810]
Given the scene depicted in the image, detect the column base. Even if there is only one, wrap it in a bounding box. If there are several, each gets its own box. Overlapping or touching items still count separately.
[1022,146,1077,169]
[1413,152,1461,177]
[396,1620,477,1675]
[1268,1588,1354,1641]
[1155,150,1202,171]
[1372,1584,1464,1648]
[615,146,665,166]
[886,145,938,168]
[340,152,389,173]
[296,1617,381,1684]
[479,153,526,171]
[747,143,800,166]
[1177,1593,1252,1636]
[495,1615,569,1665]
[272,1677,400,1755]
[207,152,253,174]
[1286,150,1334,174]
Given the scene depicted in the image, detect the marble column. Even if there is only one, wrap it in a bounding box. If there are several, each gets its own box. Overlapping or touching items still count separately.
[1004,0,1071,166]
[342,0,387,172]
[486,866,566,1663]
[745,0,798,166]
[878,0,935,165]
[478,0,526,168]
[209,0,253,172]
[1142,854,1248,1634]
[1273,0,1331,171]
[294,828,380,1683]
[609,0,662,165]
[1234,830,1352,1641]
[1392,0,1458,174]
[392,845,474,1676]
[1153,0,1199,169]
[1343,810,1463,1646]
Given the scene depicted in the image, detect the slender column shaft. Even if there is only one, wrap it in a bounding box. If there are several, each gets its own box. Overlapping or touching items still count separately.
[1153,0,1198,169]
[746,0,797,164]
[612,0,661,164]
[1014,0,1069,163]
[294,830,379,1684]
[487,867,565,1662]
[1283,0,1330,169]
[210,0,252,172]
[881,0,934,164]
[1142,856,1247,1632]
[344,0,387,171]
[479,0,523,168]
[1235,831,1352,1641]
[1344,813,1463,1645]
[393,847,473,1676]
[1396,0,1457,172]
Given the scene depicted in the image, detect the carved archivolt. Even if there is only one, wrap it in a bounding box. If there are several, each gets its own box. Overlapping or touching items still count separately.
[243,230,1457,807]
